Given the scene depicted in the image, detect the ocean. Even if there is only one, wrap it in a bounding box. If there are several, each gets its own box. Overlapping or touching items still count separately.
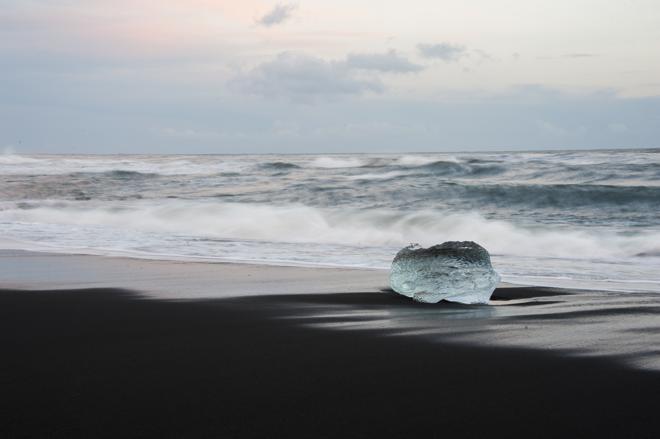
[1,149,659,293]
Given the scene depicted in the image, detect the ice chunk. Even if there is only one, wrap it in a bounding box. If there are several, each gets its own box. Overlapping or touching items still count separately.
[389,241,500,304]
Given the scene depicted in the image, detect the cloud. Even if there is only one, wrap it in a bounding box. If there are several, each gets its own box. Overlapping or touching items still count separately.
[229,52,383,101]
[472,49,493,62]
[417,43,467,62]
[4,76,660,153]
[230,50,423,101]
[563,53,597,58]
[257,3,297,27]
[345,50,423,73]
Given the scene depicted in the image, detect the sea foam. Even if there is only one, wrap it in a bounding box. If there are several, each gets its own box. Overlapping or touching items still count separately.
[3,200,660,261]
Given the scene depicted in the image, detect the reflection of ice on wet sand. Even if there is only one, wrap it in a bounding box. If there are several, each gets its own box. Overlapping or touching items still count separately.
[276,289,660,371]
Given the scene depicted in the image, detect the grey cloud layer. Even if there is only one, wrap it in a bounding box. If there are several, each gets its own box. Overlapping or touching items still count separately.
[345,50,423,73]
[229,53,383,100]
[230,50,422,100]
[257,3,297,27]
[563,53,597,58]
[417,43,467,61]
[4,60,658,154]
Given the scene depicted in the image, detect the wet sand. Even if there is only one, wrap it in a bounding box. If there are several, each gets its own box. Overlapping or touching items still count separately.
[1,287,660,438]
[1,251,660,438]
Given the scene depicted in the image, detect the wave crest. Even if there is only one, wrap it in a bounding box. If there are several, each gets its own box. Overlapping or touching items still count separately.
[310,157,369,168]
[259,161,301,170]
[4,200,660,261]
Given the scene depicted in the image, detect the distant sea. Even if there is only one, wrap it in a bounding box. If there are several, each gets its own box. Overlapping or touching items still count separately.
[1,149,659,292]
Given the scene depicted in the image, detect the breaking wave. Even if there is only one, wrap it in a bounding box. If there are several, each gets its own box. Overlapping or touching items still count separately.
[394,155,457,166]
[412,160,506,177]
[310,157,370,168]
[3,200,659,261]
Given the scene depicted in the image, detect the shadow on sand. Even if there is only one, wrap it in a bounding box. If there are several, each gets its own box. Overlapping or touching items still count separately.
[1,287,658,439]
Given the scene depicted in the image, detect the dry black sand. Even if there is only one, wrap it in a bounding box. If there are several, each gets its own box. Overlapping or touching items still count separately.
[1,287,659,438]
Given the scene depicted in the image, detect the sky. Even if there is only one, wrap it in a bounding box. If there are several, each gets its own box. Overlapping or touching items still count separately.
[2,0,660,153]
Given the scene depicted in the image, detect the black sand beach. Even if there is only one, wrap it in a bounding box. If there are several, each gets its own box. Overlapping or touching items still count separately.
[2,285,659,439]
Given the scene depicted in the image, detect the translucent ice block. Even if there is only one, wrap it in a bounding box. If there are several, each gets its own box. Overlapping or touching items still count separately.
[389,241,500,304]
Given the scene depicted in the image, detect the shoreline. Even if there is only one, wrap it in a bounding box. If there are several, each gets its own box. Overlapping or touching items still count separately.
[0,248,390,299]
[2,248,660,369]
[0,248,520,297]
[3,243,658,294]
[0,240,395,271]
